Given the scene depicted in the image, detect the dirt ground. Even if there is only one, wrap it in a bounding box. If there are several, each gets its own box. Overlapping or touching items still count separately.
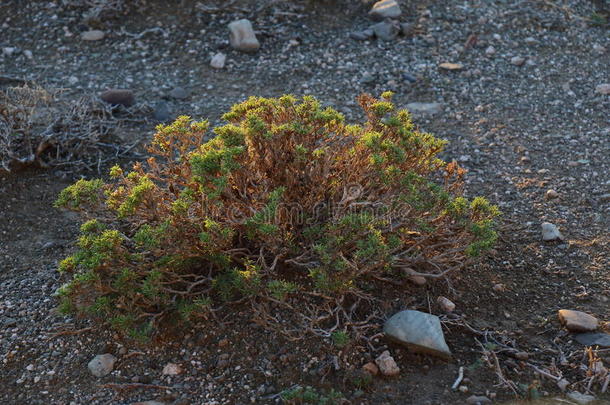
[0,0,609,404]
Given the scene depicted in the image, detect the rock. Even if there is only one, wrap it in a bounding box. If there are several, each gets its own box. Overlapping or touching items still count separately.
[466,395,491,404]
[437,296,455,313]
[574,332,610,347]
[524,37,538,45]
[383,310,452,359]
[3,47,16,56]
[81,30,105,41]
[162,362,182,376]
[406,102,443,115]
[400,23,415,37]
[545,189,559,199]
[361,73,375,84]
[439,62,463,71]
[409,274,426,285]
[3,317,17,327]
[595,83,610,95]
[369,0,401,20]
[402,73,417,83]
[23,50,33,59]
[350,30,374,41]
[362,362,379,376]
[567,392,596,405]
[493,283,506,292]
[485,46,496,56]
[510,56,526,66]
[153,101,171,122]
[370,21,399,41]
[459,385,469,393]
[210,52,226,69]
[228,19,260,53]
[541,222,563,241]
[88,354,117,377]
[600,193,610,203]
[169,87,188,99]
[557,378,570,391]
[100,89,135,107]
[374,350,400,376]
[558,309,598,332]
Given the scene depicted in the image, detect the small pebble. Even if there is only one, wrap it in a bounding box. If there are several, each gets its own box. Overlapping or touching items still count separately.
[545,189,559,199]
[510,56,526,66]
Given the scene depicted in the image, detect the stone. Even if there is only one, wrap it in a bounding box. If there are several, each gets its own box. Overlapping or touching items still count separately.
[566,392,596,405]
[369,0,401,20]
[228,19,260,53]
[459,385,469,393]
[406,102,443,115]
[600,193,610,203]
[466,395,491,404]
[557,378,570,391]
[362,362,379,376]
[88,354,117,377]
[595,83,610,95]
[493,283,506,292]
[100,89,135,107]
[383,310,452,359]
[210,52,226,69]
[439,62,463,71]
[545,189,559,199]
[400,23,415,37]
[370,21,399,41]
[23,50,33,59]
[510,56,526,66]
[524,37,538,45]
[169,87,188,99]
[374,350,400,376]
[409,275,426,285]
[574,332,610,347]
[350,31,373,41]
[485,46,496,56]
[81,30,105,41]
[437,296,455,313]
[162,362,182,375]
[541,222,563,241]
[402,73,417,83]
[558,310,598,332]
[153,101,171,122]
[3,47,16,56]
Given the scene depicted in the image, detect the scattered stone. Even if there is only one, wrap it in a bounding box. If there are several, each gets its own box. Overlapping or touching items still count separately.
[439,62,463,71]
[362,362,379,376]
[595,83,610,95]
[218,338,229,347]
[409,274,426,285]
[3,317,17,327]
[88,354,117,377]
[510,56,526,66]
[368,0,401,21]
[370,21,399,41]
[153,101,171,122]
[466,395,491,404]
[100,89,135,107]
[169,87,188,99]
[493,283,506,292]
[162,362,182,376]
[3,47,16,56]
[600,194,610,203]
[228,19,260,53]
[458,385,469,393]
[558,309,598,332]
[524,37,537,45]
[210,52,226,69]
[406,102,443,115]
[374,350,400,376]
[557,378,570,391]
[400,23,415,37]
[23,50,33,59]
[514,351,529,361]
[402,73,417,83]
[567,392,596,405]
[437,296,455,313]
[545,189,559,199]
[541,222,563,241]
[485,46,496,56]
[574,332,610,347]
[361,73,375,84]
[383,310,452,359]
[81,30,105,41]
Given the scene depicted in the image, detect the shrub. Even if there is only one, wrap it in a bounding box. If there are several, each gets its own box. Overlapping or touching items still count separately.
[54,93,499,340]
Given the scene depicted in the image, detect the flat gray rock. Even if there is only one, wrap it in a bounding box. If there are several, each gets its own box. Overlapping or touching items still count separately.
[558,309,598,332]
[228,19,260,53]
[88,353,116,377]
[369,0,402,21]
[574,332,610,347]
[383,310,451,359]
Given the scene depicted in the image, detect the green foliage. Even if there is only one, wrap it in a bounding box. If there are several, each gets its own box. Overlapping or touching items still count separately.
[54,93,499,339]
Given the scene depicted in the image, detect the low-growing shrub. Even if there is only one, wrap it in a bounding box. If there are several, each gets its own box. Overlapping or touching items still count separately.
[54,93,499,340]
